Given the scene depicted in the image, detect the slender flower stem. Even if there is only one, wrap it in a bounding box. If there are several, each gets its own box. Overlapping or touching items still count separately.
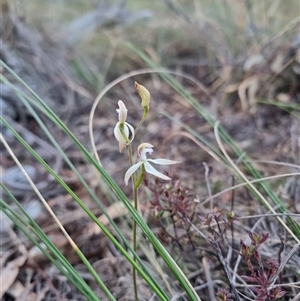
[128,143,134,167]
[134,108,148,136]
[125,101,149,301]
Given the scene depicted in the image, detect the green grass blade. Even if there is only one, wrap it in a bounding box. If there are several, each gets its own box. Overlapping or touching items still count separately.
[1,186,102,301]
[257,99,300,118]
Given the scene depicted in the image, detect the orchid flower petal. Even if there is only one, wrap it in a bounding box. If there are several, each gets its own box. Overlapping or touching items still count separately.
[113,123,124,150]
[147,158,179,165]
[125,122,135,142]
[113,123,120,141]
[124,161,143,186]
[117,100,127,123]
[114,122,127,152]
[114,121,135,152]
[144,162,171,181]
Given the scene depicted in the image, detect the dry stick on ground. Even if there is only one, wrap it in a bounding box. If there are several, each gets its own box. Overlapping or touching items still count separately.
[202,256,216,301]
[203,162,213,211]
[268,241,300,287]
[202,162,241,301]
[214,121,299,244]
[214,240,241,301]
[229,175,235,268]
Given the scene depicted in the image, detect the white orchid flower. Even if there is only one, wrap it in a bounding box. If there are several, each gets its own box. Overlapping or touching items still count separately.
[114,100,134,152]
[124,143,179,186]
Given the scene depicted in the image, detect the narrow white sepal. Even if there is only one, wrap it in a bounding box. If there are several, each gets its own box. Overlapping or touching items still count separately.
[124,161,143,186]
[147,158,179,165]
[144,162,172,181]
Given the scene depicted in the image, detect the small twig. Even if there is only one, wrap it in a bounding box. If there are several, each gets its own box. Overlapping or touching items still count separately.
[225,175,236,269]
[214,241,241,301]
[203,162,213,211]
[202,256,216,301]
[269,242,300,287]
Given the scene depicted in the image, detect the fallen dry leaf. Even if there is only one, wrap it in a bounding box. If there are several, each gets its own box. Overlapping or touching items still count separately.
[0,245,27,298]
[8,280,37,301]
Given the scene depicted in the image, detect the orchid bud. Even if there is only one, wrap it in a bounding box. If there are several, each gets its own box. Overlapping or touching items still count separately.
[134,82,150,109]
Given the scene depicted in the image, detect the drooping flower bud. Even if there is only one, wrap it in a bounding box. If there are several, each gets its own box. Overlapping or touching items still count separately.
[134,82,150,109]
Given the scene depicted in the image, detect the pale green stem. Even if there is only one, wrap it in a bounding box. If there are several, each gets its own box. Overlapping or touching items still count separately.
[134,107,148,135]
[129,107,149,301]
